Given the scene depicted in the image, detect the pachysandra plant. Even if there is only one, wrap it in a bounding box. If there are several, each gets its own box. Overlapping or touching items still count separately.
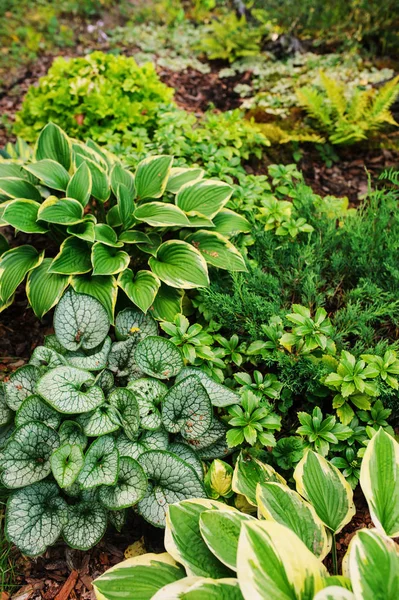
[0,289,242,557]
[0,123,248,321]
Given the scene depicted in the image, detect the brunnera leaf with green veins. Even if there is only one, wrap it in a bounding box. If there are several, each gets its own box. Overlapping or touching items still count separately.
[77,403,120,437]
[37,366,104,414]
[176,367,240,408]
[50,443,84,488]
[65,336,112,371]
[168,442,204,481]
[108,388,140,440]
[115,307,158,342]
[15,395,61,430]
[127,377,167,431]
[135,336,184,380]
[63,501,108,551]
[59,420,88,450]
[162,375,213,440]
[4,364,42,411]
[115,430,169,461]
[78,435,119,490]
[29,345,67,369]
[0,383,13,427]
[108,337,143,380]
[99,456,148,510]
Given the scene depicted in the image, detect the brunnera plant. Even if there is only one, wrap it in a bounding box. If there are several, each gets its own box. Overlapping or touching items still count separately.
[0,123,248,322]
[0,289,241,557]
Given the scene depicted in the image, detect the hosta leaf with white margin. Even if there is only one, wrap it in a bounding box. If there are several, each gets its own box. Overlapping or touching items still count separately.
[135,155,173,200]
[71,274,118,324]
[359,428,399,537]
[176,180,233,220]
[0,383,13,426]
[168,442,204,480]
[118,230,151,245]
[314,589,354,600]
[54,288,109,351]
[116,430,169,461]
[75,154,110,202]
[0,422,59,488]
[152,283,184,321]
[24,159,70,191]
[26,258,69,318]
[108,338,143,379]
[138,450,206,527]
[65,337,112,371]
[165,498,236,577]
[176,367,240,407]
[35,122,71,170]
[50,443,84,488]
[134,202,191,227]
[94,224,123,248]
[199,509,255,572]
[152,577,244,600]
[115,307,158,342]
[99,456,147,509]
[256,482,331,559]
[149,240,209,289]
[111,162,135,196]
[294,450,355,533]
[4,364,41,411]
[166,167,205,194]
[127,378,167,431]
[162,375,213,440]
[3,199,47,234]
[59,420,88,450]
[237,521,327,600]
[29,345,67,369]
[66,161,92,206]
[118,269,161,314]
[343,528,399,600]
[37,366,104,414]
[93,553,185,600]
[78,435,119,489]
[135,336,184,380]
[77,403,120,436]
[0,245,44,302]
[63,501,108,550]
[38,196,84,225]
[0,177,42,202]
[91,242,130,276]
[49,237,92,275]
[5,482,68,557]
[186,230,247,271]
[116,183,135,230]
[68,217,96,243]
[15,395,61,430]
[212,209,251,236]
[232,450,286,506]
[108,388,140,440]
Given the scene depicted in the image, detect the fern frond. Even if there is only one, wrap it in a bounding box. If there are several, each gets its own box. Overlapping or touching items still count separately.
[367,75,399,121]
[347,88,373,121]
[296,87,332,127]
[319,72,347,118]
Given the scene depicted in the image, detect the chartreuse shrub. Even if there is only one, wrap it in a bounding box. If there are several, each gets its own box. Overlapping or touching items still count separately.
[0,123,247,321]
[93,430,399,599]
[0,289,244,556]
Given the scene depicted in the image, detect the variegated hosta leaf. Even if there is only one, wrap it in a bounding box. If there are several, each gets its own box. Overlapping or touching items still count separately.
[232,451,286,506]
[93,553,185,600]
[4,364,41,411]
[344,529,399,600]
[135,155,173,200]
[165,499,236,578]
[127,378,167,430]
[166,166,204,194]
[178,419,228,453]
[50,443,84,488]
[116,430,169,461]
[5,482,68,557]
[29,346,67,369]
[256,482,330,559]
[176,367,240,407]
[138,450,206,527]
[65,336,112,371]
[168,442,204,480]
[99,456,148,510]
[15,395,61,430]
[0,382,13,427]
[162,375,213,440]
[59,420,88,450]
[35,122,71,170]
[77,404,120,437]
[108,388,140,440]
[37,366,104,414]
[54,288,109,351]
[95,369,115,395]
[108,337,143,379]
[108,508,126,533]
[78,435,119,489]
[115,307,158,341]
[0,422,59,488]
[294,450,355,534]
[135,336,184,380]
[63,501,108,550]
[359,428,399,537]
[314,588,355,600]
[152,577,244,600]
[199,509,255,572]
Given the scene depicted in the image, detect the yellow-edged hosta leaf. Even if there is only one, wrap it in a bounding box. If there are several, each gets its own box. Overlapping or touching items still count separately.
[151,283,184,321]
[134,202,190,227]
[232,450,286,506]
[67,162,92,207]
[0,177,42,202]
[176,180,233,220]
[212,209,251,236]
[186,230,247,271]
[91,242,130,276]
[118,269,160,314]
[49,237,92,275]
[313,587,355,600]
[38,196,84,225]
[166,167,204,194]
[24,159,70,191]
[75,155,110,202]
[35,122,71,170]
[152,577,244,600]
[0,245,44,302]
[3,199,48,234]
[26,258,69,318]
[135,155,173,200]
[149,240,209,289]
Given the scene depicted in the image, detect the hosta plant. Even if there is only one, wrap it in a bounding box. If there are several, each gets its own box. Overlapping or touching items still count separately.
[93,430,399,600]
[0,123,247,321]
[0,289,242,556]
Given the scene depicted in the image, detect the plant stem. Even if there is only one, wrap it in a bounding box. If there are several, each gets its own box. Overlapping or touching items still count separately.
[332,533,338,575]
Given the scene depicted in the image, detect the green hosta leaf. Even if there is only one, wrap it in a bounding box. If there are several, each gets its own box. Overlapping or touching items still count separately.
[0,233,9,256]
[108,388,140,440]
[0,162,34,180]
[176,368,240,407]
[232,451,286,506]
[38,196,84,225]
[94,224,123,247]
[117,183,136,230]
[50,443,84,488]
[162,375,212,440]
[152,283,184,321]
[35,122,71,170]
[212,209,251,236]
[29,345,67,369]
[127,377,167,431]
[49,237,92,275]
[118,269,161,314]
[99,456,147,509]
[67,161,92,206]
[108,338,142,379]
[78,435,119,490]
[5,482,68,557]
[138,450,206,527]
[24,159,70,191]
[0,383,12,427]
[294,450,355,534]
[71,274,117,324]
[115,307,158,341]
[134,202,190,227]
[3,199,47,234]
[77,403,120,436]
[26,258,69,318]
[136,232,162,257]
[76,155,110,202]
[63,501,108,550]
[186,230,247,272]
[135,155,173,200]
[54,288,110,351]
[135,336,184,379]
[0,177,42,202]
[59,420,88,450]
[68,218,96,242]
[176,180,233,220]
[111,163,135,196]
[149,240,209,289]
[4,364,41,411]
[166,167,204,194]
[157,578,244,600]
[37,366,104,414]
[92,242,130,276]
[65,336,112,371]
[0,245,44,302]
[118,230,151,245]
[15,395,61,429]
[0,422,59,488]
